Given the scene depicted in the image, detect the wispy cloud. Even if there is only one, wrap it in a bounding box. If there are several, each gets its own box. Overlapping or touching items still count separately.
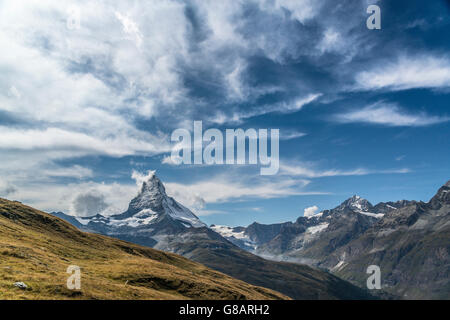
[0,127,169,157]
[164,172,325,211]
[209,93,322,125]
[280,130,307,140]
[280,162,410,178]
[355,56,450,91]
[41,165,93,179]
[334,102,449,127]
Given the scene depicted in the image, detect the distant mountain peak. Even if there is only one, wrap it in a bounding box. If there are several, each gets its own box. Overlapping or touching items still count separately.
[337,195,373,212]
[127,173,167,214]
[141,171,167,196]
[112,172,206,228]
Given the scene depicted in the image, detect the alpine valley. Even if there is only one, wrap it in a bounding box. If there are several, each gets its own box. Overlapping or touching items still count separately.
[52,173,450,300]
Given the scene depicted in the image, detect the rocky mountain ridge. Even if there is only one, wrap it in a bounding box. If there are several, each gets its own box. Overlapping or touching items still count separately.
[212,181,450,299]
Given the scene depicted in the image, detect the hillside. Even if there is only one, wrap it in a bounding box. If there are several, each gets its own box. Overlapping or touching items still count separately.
[0,198,287,300]
[171,232,374,300]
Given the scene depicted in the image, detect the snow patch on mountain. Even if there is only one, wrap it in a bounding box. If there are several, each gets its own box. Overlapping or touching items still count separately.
[211,225,257,249]
[344,195,372,211]
[109,209,159,227]
[76,214,109,226]
[164,197,206,228]
[211,225,248,240]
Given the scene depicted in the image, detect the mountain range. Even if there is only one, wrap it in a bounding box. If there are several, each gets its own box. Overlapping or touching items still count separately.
[52,172,372,300]
[52,173,449,299]
[211,182,450,299]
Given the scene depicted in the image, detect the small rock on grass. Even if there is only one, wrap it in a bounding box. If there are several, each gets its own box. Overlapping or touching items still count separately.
[13,282,28,289]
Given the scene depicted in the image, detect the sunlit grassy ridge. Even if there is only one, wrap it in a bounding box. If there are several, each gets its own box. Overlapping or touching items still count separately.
[0,198,288,300]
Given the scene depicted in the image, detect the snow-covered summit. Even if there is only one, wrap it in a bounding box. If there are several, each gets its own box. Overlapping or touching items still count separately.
[331,195,386,219]
[114,172,206,228]
[337,195,373,212]
[128,172,168,213]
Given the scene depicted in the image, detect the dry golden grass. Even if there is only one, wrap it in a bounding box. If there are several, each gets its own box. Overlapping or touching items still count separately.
[0,198,288,300]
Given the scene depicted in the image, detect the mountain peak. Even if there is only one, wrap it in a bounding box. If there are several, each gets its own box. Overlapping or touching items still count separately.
[337,195,373,212]
[113,172,206,228]
[429,180,450,208]
[140,172,167,197]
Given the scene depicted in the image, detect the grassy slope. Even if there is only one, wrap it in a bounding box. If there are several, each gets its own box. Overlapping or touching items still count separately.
[0,198,288,300]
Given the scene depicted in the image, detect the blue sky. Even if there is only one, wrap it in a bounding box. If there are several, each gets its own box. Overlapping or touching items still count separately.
[0,0,449,226]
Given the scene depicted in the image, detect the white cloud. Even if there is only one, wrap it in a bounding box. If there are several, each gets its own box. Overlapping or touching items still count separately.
[0,127,169,157]
[164,173,320,209]
[6,180,137,217]
[115,11,143,48]
[303,205,319,218]
[275,94,322,113]
[131,170,157,187]
[8,86,21,99]
[281,162,410,178]
[225,59,248,101]
[162,155,181,166]
[42,165,93,179]
[355,56,450,91]
[209,93,321,124]
[0,1,180,192]
[317,28,341,53]
[270,0,320,23]
[280,130,307,140]
[335,102,449,127]
[0,0,328,190]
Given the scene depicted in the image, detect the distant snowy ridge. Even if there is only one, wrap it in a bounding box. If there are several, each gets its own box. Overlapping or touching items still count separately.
[210,225,257,250]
